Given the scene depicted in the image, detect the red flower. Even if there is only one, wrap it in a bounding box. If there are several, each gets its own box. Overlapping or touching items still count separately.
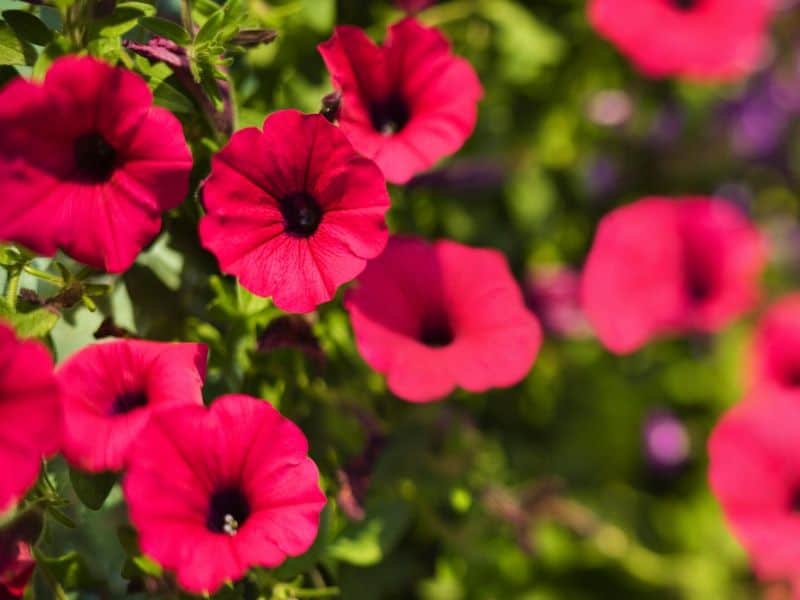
[123,394,326,594]
[709,392,800,587]
[318,18,483,184]
[581,197,766,354]
[57,340,207,473]
[199,109,389,313]
[749,294,800,395]
[0,542,34,599]
[588,0,775,81]
[0,323,60,512]
[345,236,541,402]
[0,56,192,273]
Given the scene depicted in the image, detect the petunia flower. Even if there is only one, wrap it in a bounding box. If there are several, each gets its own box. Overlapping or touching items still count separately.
[318,18,483,184]
[57,340,207,473]
[581,197,766,354]
[0,541,34,599]
[0,323,61,512]
[123,394,326,594]
[709,392,800,590]
[0,56,192,273]
[588,0,775,81]
[199,109,390,313]
[749,294,800,395]
[345,236,541,402]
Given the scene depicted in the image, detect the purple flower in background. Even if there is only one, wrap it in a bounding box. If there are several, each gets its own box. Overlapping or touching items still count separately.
[524,266,591,339]
[583,156,620,200]
[643,410,690,472]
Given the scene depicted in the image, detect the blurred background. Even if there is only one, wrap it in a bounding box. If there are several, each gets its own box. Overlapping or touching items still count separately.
[6,0,800,598]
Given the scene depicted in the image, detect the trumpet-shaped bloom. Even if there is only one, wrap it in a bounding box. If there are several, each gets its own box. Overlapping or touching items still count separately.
[319,18,483,183]
[0,56,192,272]
[588,0,775,81]
[345,236,541,402]
[0,323,61,512]
[709,392,800,586]
[57,340,207,473]
[124,394,326,594]
[199,109,389,313]
[581,197,766,354]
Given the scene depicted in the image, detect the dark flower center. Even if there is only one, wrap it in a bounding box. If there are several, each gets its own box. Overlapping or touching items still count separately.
[779,366,800,388]
[110,390,148,415]
[419,315,454,348]
[73,132,118,183]
[669,0,699,10]
[207,487,250,535]
[279,193,322,237]
[370,94,410,136]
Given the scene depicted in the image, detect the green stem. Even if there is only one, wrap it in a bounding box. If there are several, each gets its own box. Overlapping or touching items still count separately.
[4,266,21,310]
[22,265,64,286]
[181,0,194,37]
[292,588,340,599]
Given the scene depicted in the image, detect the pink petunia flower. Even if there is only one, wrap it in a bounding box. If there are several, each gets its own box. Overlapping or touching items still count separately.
[318,18,483,184]
[57,340,207,473]
[581,197,766,354]
[345,236,541,403]
[123,394,326,594]
[0,541,34,599]
[709,392,800,589]
[0,323,61,512]
[0,56,192,273]
[588,0,775,81]
[199,109,390,313]
[749,294,800,395]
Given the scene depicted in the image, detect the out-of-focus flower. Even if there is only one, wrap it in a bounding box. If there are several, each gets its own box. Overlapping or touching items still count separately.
[581,197,767,354]
[583,156,620,200]
[57,340,207,473]
[346,236,541,402]
[407,159,507,192]
[524,265,591,339]
[0,56,192,273]
[318,18,483,184]
[588,0,775,81]
[123,394,326,594]
[643,410,690,471]
[586,89,633,127]
[199,109,390,313]
[0,541,34,599]
[748,294,800,396]
[0,323,61,512]
[709,392,800,589]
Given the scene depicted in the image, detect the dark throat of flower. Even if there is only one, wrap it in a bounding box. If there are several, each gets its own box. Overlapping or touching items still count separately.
[73,132,118,183]
[207,487,250,536]
[279,192,322,237]
[110,390,148,415]
[419,313,454,348]
[669,0,700,11]
[370,94,410,137]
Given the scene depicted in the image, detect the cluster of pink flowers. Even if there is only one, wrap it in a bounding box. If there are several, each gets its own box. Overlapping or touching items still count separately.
[0,12,542,595]
[0,0,791,594]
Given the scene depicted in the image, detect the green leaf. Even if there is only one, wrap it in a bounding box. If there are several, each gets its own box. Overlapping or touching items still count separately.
[132,555,163,576]
[194,9,224,45]
[138,16,191,45]
[69,467,116,510]
[32,35,70,79]
[0,21,36,66]
[2,307,60,338]
[88,3,154,39]
[2,10,53,45]
[117,524,140,555]
[34,550,100,591]
[329,499,412,566]
[45,505,76,529]
[152,79,195,113]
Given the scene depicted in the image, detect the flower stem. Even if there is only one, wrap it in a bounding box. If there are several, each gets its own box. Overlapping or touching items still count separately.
[4,266,21,310]
[292,588,340,599]
[22,265,64,286]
